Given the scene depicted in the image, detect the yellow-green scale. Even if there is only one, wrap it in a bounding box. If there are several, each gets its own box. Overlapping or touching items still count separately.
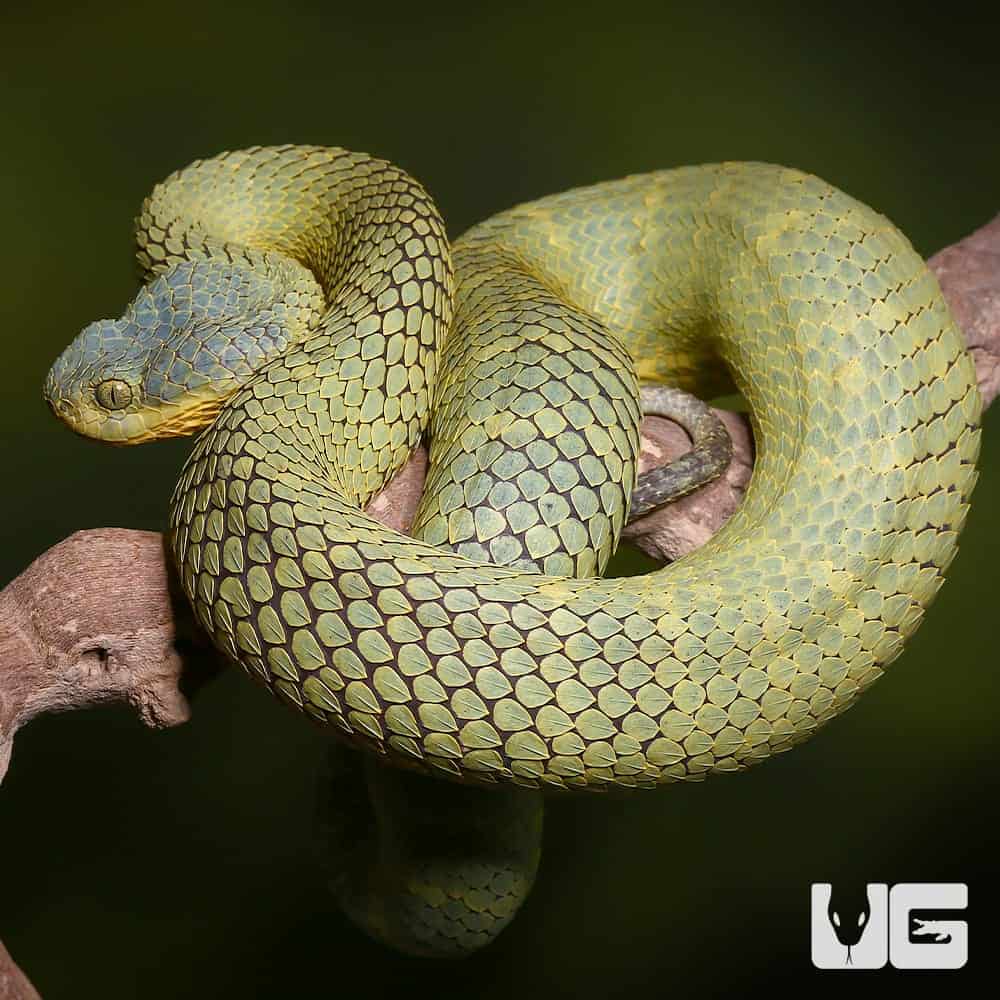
[161,153,978,795]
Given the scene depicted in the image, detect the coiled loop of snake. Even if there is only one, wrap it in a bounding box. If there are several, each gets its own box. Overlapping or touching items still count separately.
[45,146,980,954]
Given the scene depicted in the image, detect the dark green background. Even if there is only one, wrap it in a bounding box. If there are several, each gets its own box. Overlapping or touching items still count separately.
[2,3,997,995]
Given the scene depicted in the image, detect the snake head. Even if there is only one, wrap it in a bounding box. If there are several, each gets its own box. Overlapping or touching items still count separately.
[44,257,324,444]
[45,317,174,442]
[44,313,241,443]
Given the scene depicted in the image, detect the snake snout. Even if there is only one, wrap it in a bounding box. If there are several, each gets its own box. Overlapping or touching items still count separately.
[44,392,73,422]
[43,357,78,421]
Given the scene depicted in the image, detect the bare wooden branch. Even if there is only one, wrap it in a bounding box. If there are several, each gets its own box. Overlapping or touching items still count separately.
[0,215,996,997]
[0,939,41,1000]
[0,530,198,784]
[929,214,1000,408]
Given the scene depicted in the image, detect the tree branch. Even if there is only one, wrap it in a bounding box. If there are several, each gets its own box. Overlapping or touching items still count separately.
[929,214,1000,407]
[0,940,40,1000]
[1,215,997,998]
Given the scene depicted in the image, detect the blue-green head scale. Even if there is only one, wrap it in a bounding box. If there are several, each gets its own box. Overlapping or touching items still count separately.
[45,254,323,443]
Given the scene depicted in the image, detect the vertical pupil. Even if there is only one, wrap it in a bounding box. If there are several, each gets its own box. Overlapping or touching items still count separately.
[99,380,130,409]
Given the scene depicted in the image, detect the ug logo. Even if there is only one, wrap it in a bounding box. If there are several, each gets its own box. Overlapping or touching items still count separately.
[810,883,967,970]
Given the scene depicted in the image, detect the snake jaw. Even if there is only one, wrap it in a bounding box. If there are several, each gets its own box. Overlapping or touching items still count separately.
[45,372,231,444]
[108,392,229,443]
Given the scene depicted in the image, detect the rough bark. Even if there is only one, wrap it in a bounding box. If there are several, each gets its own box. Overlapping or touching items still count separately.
[929,214,1000,407]
[0,940,40,1000]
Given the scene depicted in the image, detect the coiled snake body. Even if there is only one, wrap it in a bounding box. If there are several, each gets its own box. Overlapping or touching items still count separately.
[46,146,981,955]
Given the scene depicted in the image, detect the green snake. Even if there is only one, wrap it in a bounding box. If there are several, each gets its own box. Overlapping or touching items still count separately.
[45,146,981,956]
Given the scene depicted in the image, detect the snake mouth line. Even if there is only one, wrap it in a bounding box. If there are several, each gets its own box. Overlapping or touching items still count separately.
[129,395,229,442]
[48,391,231,445]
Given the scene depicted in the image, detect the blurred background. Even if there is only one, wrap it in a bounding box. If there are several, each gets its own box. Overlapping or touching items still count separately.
[1,2,997,995]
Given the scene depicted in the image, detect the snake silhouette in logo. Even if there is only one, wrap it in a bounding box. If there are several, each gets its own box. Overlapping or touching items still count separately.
[827,883,873,965]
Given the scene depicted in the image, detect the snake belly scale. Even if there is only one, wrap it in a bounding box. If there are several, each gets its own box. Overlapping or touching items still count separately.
[45,146,981,954]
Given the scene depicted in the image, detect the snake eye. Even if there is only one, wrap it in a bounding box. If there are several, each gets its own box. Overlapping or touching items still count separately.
[95,378,134,411]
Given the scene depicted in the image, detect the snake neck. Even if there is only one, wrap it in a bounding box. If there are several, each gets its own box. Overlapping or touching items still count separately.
[139,145,454,504]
